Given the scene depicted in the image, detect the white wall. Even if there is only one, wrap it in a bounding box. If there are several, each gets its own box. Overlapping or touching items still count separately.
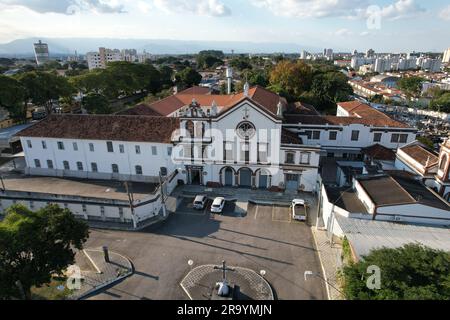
[297,123,416,150]
[21,137,175,182]
[376,203,450,226]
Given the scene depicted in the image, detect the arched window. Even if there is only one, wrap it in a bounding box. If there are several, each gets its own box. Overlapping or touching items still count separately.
[439,154,448,171]
[286,152,295,164]
[186,120,195,138]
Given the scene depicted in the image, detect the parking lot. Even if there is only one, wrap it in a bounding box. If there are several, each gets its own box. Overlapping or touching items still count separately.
[84,199,326,300]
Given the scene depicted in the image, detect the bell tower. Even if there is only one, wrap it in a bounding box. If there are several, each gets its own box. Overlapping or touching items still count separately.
[436,139,450,200]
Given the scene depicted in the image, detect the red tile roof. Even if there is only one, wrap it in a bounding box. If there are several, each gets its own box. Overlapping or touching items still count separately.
[284,114,411,128]
[281,129,303,145]
[123,86,286,118]
[16,115,180,144]
[400,144,439,167]
[177,86,211,95]
[362,144,396,161]
[117,104,163,116]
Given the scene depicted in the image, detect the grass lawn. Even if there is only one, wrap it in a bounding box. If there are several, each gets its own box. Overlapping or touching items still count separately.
[31,276,73,300]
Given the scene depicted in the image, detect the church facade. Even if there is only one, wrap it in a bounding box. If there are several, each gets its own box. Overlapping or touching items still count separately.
[17,86,321,193]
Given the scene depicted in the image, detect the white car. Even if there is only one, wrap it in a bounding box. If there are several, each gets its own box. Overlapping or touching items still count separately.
[211,197,226,214]
[193,195,208,210]
[292,199,308,221]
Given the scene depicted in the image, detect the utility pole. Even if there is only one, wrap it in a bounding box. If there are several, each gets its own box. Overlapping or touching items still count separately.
[159,170,167,218]
[124,181,137,229]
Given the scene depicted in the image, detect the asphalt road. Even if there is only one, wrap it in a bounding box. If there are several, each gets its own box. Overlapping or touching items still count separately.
[85,201,326,300]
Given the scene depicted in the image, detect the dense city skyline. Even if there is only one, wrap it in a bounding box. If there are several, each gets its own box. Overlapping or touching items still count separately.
[0,0,449,52]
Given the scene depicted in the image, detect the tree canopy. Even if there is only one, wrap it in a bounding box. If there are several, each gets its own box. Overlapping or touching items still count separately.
[341,244,450,300]
[429,90,450,113]
[175,67,202,88]
[82,93,112,114]
[268,60,353,112]
[0,75,27,121]
[397,76,426,98]
[70,61,167,100]
[269,60,313,99]
[0,204,89,300]
[16,71,75,114]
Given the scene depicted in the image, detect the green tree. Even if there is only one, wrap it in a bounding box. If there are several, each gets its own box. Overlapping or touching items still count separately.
[310,72,354,106]
[430,91,450,113]
[230,57,253,71]
[17,71,75,114]
[397,76,426,99]
[269,60,313,101]
[417,136,435,149]
[342,244,450,300]
[0,204,89,300]
[197,54,224,70]
[82,93,112,114]
[175,67,202,88]
[0,75,27,122]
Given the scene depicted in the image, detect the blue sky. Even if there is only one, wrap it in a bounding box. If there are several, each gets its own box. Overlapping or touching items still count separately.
[0,0,449,52]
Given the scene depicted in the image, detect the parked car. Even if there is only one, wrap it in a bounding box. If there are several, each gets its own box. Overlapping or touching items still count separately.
[211,197,226,214]
[292,199,308,221]
[193,195,208,210]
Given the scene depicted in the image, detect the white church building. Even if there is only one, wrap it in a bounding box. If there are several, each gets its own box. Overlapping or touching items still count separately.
[0,85,417,229]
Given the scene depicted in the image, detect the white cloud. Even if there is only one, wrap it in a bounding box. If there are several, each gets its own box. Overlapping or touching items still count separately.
[377,0,425,20]
[250,0,369,18]
[439,5,450,21]
[153,0,231,17]
[334,28,353,36]
[0,0,125,14]
[250,0,425,20]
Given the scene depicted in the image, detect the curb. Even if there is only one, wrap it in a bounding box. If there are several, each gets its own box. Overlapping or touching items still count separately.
[310,227,332,301]
[74,250,135,300]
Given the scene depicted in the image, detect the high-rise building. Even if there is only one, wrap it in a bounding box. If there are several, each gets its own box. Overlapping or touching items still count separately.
[443,48,450,63]
[366,49,375,58]
[300,50,308,60]
[86,47,123,70]
[33,40,50,66]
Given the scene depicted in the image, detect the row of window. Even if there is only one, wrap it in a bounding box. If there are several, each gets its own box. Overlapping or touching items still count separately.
[27,140,173,156]
[34,159,144,175]
[285,152,312,165]
[304,130,409,143]
[0,200,125,220]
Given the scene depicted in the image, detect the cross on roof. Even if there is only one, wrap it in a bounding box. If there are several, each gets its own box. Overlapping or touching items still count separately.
[214,260,235,281]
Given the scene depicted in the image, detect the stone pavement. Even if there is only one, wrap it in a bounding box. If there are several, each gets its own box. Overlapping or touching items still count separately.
[311,228,344,300]
[68,248,133,300]
[180,264,274,300]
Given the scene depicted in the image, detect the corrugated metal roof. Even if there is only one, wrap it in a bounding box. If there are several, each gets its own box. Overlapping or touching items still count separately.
[336,215,450,259]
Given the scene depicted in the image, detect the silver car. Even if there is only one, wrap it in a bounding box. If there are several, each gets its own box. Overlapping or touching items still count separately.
[193,195,208,210]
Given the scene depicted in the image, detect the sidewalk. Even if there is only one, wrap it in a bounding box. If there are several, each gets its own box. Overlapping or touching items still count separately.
[68,248,134,300]
[311,227,344,300]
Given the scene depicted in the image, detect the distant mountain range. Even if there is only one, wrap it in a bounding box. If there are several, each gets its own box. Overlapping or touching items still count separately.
[0,37,324,57]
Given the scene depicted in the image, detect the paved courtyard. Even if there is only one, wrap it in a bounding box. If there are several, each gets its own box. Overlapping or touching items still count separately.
[84,199,326,300]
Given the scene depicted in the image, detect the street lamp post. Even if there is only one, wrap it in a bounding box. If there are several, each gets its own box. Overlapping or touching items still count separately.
[328,185,354,247]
